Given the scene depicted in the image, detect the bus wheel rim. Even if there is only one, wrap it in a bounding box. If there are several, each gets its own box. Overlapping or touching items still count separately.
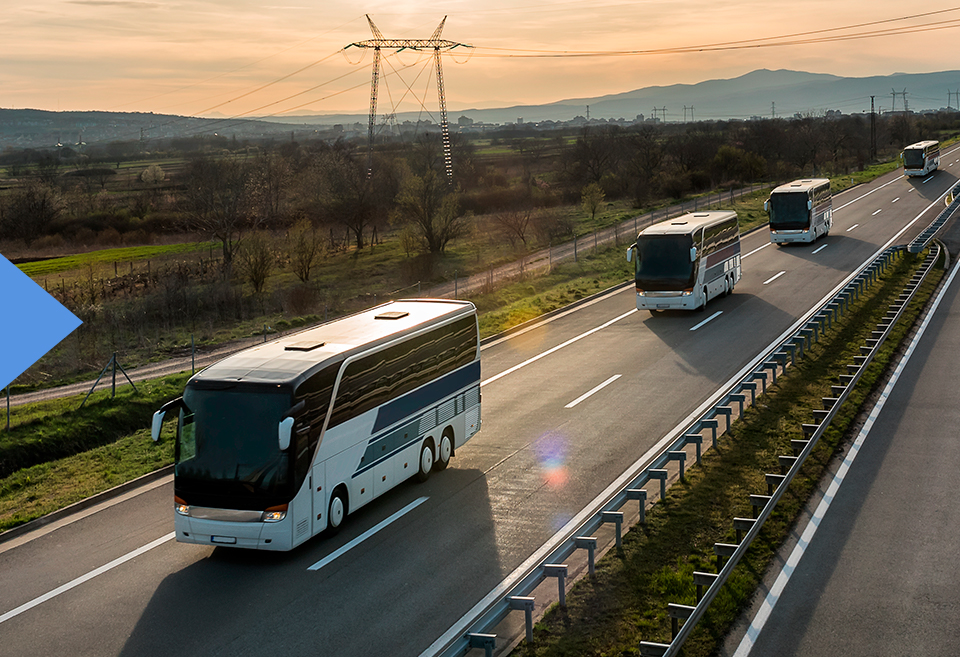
[330,496,344,527]
[421,444,434,473]
[439,435,452,464]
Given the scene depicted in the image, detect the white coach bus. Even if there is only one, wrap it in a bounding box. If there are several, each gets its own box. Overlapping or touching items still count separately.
[901,140,940,177]
[626,211,741,312]
[151,299,481,551]
[765,178,833,245]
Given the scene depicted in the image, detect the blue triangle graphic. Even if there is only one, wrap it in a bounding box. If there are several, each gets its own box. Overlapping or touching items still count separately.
[0,254,82,390]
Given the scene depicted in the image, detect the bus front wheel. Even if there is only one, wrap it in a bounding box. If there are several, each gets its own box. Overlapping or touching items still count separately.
[326,488,347,536]
[417,440,435,482]
[435,430,453,471]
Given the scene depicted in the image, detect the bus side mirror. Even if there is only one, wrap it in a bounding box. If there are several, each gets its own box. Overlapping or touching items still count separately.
[807,200,813,210]
[763,200,769,212]
[690,246,697,262]
[278,417,294,451]
[626,245,635,263]
[151,397,184,442]
[151,411,165,443]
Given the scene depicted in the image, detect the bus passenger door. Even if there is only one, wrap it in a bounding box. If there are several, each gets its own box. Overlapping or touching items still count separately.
[312,463,327,534]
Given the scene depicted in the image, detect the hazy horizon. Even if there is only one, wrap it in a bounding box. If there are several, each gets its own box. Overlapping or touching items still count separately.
[5,2,960,119]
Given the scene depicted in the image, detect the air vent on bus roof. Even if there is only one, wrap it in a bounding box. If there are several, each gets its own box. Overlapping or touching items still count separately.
[285,341,325,352]
[375,311,409,320]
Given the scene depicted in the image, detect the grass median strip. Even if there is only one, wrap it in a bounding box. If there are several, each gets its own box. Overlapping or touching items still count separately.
[512,248,943,657]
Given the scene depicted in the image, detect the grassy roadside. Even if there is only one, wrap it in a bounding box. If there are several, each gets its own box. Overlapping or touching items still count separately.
[511,249,943,656]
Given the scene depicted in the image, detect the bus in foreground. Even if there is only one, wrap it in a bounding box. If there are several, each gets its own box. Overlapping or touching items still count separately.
[901,140,940,177]
[626,211,741,312]
[765,178,832,245]
[151,299,481,551]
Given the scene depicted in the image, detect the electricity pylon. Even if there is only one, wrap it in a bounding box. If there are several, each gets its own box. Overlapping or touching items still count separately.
[347,15,471,183]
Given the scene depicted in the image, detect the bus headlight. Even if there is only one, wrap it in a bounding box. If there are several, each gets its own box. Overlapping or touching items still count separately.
[261,505,288,522]
[174,496,190,516]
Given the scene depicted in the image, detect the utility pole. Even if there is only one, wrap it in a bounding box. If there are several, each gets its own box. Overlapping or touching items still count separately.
[771,102,776,119]
[870,95,877,161]
[683,105,695,122]
[346,15,472,183]
[659,106,667,123]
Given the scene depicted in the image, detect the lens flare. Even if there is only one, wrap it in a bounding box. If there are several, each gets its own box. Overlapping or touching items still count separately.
[536,432,569,490]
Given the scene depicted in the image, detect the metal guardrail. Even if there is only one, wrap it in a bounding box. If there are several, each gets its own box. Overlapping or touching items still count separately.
[640,242,942,656]
[431,243,923,657]
[908,181,960,253]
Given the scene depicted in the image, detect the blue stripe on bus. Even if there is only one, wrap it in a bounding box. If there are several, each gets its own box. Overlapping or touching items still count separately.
[354,419,421,476]
[371,360,481,434]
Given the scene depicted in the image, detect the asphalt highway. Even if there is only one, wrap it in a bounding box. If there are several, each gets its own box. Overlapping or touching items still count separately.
[2,154,958,657]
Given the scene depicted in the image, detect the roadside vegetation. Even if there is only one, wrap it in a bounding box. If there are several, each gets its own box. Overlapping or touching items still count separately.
[511,248,944,656]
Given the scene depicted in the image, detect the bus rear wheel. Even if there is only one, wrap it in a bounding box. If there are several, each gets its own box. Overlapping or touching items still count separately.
[416,440,435,482]
[434,430,453,471]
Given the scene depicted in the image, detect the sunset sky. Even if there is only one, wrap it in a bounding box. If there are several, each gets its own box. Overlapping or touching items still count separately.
[3,1,960,118]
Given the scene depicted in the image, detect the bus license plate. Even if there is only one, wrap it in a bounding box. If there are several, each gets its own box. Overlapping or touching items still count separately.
[211,536,237,545]
[657,304,669,309]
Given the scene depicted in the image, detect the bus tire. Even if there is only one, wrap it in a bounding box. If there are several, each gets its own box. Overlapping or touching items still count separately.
[325,488,347,536]
[434,429,453,471]
[698,289,707,311]
[416,440,435,482]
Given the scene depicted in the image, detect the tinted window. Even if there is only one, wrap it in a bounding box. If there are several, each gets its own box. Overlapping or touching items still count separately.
[329,316,477,427]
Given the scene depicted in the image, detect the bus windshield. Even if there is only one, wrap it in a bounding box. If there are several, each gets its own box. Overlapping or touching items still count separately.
[177,384,293,504]
[903,149,926,169]
[769,192,811,230]
[635,234,696,290]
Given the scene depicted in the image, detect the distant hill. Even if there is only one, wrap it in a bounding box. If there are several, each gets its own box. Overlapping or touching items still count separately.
[3,69,960,151]
[273,68,960,125]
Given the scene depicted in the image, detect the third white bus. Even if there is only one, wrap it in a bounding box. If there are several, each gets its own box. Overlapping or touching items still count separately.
[626,211,741,312]
[901,140,940,177]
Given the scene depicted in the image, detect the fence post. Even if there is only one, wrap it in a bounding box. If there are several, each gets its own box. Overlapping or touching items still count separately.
[111,352,117,398]
[191,334,196,375]
[574,234,578,262]
[454,272,458,299]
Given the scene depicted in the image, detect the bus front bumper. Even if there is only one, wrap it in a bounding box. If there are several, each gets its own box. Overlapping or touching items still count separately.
[175,513,292,551]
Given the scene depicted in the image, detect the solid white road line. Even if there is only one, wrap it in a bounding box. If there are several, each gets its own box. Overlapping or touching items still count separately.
[481,309,636,387]
[812,244,828,254]
[308,497,429,571]
[762,271,786,285]
[846,224,859,232]
[0,532,176,625]
[733,259,960,657]
[689,311,722,331]
[565,375,621,408]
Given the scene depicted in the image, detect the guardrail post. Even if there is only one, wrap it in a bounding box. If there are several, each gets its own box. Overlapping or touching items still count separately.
[639,641,670,657]
[509,596,536,643]
[667,451,687,482]
[602,511,624,548]
[684,433,703,464]
[627,488,647,523]
[468,633,497,657]
[765,473,786,496]
[715,406,733,431]
[733,517,756,543]
[791,439,809,456]
[781,343,797,366]
[740,382,757,405]
[649,469,669,501]
[729,393,746,416]
[575,536,598,575]
[543,564,568,608]
[749,494,771,518]
[714,542,737,569]
[668,603,696,639]
[693,571,718,601]
[701,419,719,448]
[750,371,768,394]
[778,454,798,475]
[761,361,779,385]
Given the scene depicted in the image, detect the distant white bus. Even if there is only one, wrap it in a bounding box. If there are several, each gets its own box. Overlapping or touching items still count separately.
[901,140,940,177]
[626,211,741,312]
[151,299,481,551]
[765,178,832,245]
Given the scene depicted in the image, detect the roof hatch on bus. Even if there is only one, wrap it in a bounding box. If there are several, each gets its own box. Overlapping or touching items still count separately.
[375,311,410,320]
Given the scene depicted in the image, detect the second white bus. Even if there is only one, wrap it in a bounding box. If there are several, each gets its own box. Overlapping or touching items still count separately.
[901,140,940,177]
[765,178,832,245]
[151,299,481,551]
[626,211,741,312]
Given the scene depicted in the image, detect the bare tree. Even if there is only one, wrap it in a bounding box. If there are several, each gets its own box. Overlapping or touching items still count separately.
[180,155,259,270]
[287,218,324,282]
[581,182,605,222]
[494,208,534,248]
[237,231,274,294]
[395,168,466,254]
[0,181,63,240]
